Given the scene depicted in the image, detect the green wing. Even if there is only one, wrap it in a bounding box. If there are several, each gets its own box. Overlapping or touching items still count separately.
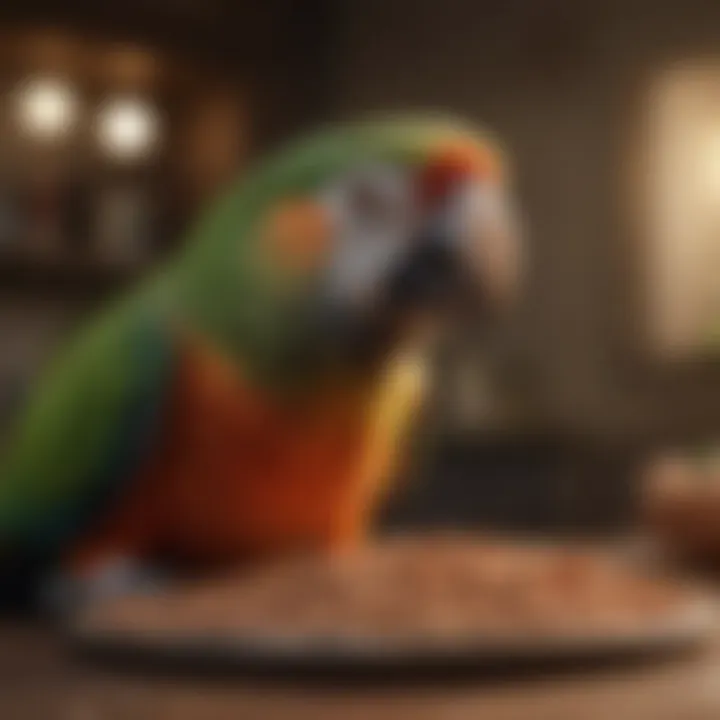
[0,279,174,557]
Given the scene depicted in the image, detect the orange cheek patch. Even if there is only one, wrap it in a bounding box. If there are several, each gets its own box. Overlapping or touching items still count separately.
[262,199,333,274]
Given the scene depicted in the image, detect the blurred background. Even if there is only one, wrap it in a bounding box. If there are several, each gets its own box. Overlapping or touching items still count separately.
[4,0,720,538]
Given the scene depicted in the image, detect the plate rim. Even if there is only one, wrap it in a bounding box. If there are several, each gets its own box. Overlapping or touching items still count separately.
[69,595,716,669]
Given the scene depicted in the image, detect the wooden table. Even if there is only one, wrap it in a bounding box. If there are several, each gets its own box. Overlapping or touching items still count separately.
[3,619,720,720]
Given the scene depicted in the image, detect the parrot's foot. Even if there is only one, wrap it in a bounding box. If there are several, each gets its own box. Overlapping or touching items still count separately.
[40,557,169,620]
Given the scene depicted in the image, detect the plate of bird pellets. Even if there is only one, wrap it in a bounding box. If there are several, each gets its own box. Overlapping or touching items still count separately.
[71,535,715,676]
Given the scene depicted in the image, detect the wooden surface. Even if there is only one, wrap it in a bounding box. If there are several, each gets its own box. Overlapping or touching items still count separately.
[3,617,720,720]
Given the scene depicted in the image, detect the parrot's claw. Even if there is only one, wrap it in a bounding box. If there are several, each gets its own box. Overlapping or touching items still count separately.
[40,557,169,619]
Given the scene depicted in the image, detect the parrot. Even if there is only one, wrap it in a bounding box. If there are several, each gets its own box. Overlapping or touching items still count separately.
[0,115,522,611]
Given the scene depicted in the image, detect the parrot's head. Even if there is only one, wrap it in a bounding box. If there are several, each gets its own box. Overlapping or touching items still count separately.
[181,116,523,379]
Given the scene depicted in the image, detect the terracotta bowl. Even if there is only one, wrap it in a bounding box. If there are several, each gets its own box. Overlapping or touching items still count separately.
[642,454,720,564]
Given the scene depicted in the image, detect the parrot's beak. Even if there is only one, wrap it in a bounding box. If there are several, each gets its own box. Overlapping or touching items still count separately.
[387,184,522,324]
[473,201,523,312]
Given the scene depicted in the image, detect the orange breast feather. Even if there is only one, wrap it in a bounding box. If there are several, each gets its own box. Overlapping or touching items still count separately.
[71,338,427,569]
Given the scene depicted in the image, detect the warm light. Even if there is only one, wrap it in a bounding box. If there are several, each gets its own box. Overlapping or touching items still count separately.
[15,76,79,140]
[96,97,160,161]
[644,64,720,357]
[701,128,720,198]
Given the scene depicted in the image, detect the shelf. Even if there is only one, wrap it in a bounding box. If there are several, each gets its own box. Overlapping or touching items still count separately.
[0,253,150,299]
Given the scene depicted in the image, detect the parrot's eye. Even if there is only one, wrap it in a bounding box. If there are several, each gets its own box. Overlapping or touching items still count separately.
[322,165,415,239]
[320,164,417,306]
[347,182,396,227]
